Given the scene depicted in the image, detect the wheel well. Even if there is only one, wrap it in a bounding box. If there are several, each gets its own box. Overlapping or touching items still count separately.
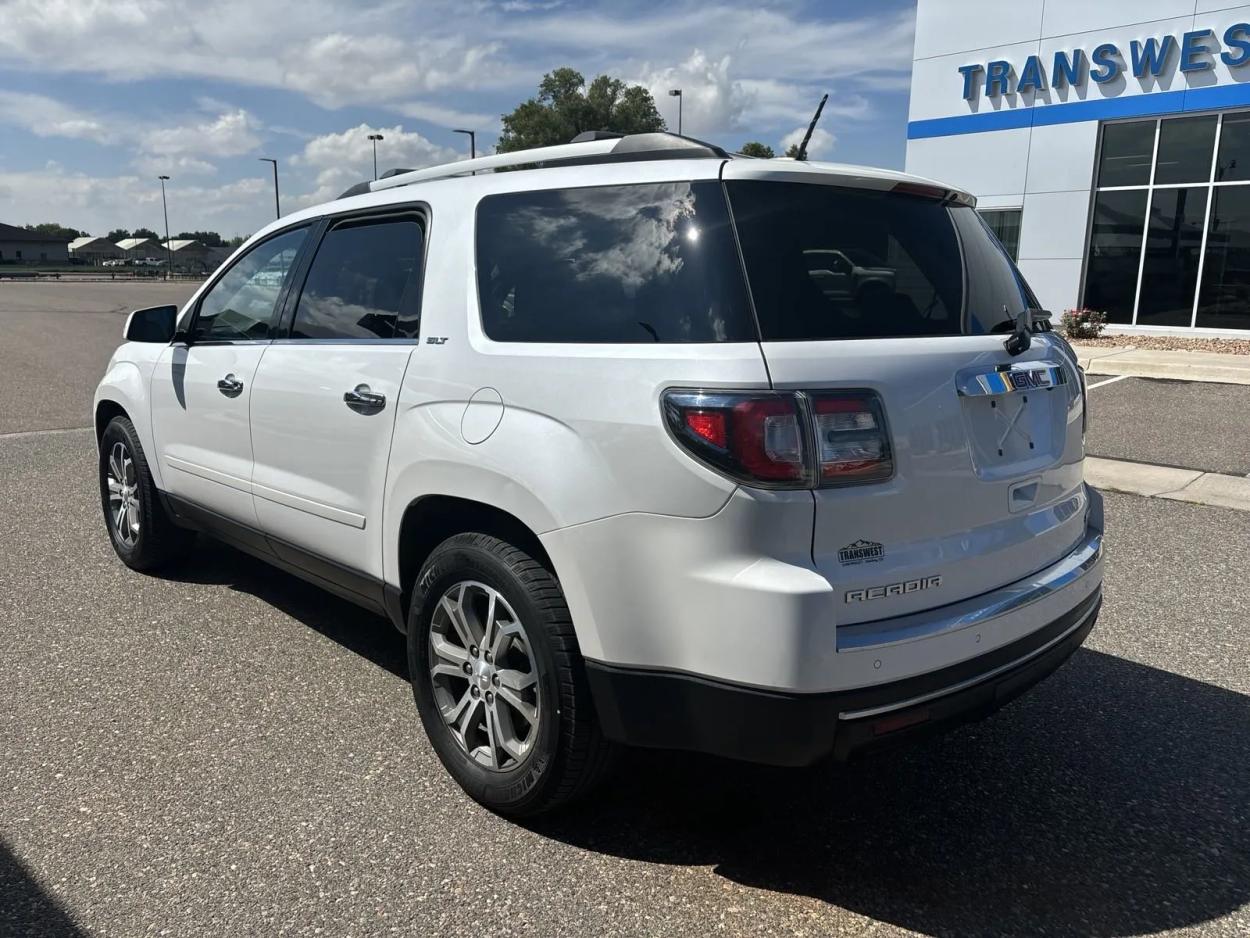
[397,496,555,624]
[95,400,128,441]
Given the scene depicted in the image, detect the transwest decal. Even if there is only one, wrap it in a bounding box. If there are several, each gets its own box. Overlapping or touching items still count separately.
[959,24,1250,99]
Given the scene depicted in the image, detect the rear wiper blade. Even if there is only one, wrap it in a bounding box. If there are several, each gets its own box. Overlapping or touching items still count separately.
[1000,306,1051,356]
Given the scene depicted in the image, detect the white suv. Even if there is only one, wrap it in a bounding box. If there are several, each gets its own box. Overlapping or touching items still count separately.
[94,132,1103,816]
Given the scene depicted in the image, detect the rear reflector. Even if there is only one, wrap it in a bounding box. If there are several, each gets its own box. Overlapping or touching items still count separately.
[872,709,931,736]
[662,388,892,489]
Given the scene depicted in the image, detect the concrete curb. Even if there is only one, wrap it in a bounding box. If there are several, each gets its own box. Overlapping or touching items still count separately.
[1085,455,1250,512]
[1073,345,1250,385]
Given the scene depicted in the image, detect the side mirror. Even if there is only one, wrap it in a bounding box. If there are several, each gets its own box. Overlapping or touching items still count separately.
[124,305,179,343]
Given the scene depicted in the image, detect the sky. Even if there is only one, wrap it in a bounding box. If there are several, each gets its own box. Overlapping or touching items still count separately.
[0,0,917,239]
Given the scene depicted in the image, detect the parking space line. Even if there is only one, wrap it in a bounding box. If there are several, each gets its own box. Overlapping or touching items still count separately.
[0,426,92,440]
[1086,374,1132,391]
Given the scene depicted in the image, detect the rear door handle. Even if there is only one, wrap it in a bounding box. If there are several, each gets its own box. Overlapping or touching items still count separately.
[217,374,244,396]
[344,384,386,414]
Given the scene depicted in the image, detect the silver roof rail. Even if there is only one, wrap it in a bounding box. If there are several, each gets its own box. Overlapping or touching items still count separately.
[339,132,731,198]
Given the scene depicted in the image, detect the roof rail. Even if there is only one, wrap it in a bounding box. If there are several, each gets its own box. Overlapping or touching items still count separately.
[337,132,730,198]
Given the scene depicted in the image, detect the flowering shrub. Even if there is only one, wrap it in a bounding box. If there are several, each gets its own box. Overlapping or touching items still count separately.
[1061,307,1108,339]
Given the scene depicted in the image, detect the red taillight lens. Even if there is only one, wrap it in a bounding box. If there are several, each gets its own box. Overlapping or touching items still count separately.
[663,389,892,488]
[663,391,808,487]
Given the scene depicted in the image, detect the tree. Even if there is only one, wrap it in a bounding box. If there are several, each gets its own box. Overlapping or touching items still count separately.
[739,141,775,158]
[25,222,84,240]
[226,235,247,249]
[106,228,131,242]
[132,227,160,241]
[176,230,224,247]
[784,143,802,159]
[497,67,666,153]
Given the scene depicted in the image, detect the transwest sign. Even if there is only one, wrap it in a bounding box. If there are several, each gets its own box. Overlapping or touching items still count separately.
[958,25,1250,99]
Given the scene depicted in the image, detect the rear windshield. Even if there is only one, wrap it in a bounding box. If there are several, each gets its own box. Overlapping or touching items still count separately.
[475,181,756,343]
[725,180,1036,341]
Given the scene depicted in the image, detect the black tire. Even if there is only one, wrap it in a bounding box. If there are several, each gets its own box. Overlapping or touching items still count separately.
[408,533,617,816]
[98,415,194,571]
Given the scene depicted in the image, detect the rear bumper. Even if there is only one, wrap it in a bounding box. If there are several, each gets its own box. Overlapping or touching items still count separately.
[586,588,1100,767]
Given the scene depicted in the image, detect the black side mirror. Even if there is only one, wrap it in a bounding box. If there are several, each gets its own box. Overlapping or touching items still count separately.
[124,305,179,343]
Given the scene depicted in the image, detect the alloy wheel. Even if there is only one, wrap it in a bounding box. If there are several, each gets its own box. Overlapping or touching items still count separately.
[106,441,141,547]
[429,580,540,770]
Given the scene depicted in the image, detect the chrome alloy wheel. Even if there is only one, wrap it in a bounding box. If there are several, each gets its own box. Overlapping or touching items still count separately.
[429,581,540,770]
[106,441,141,547]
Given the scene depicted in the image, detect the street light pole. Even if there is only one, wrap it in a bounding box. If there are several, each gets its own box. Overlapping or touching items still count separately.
[367,133,384,180]
[259,158,279,219]
[158,175,172,282]
[453,128,476,159]
[668,88,683,135]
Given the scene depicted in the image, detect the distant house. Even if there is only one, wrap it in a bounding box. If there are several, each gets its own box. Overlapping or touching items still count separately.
[161,239,212,272]
[69,236,124,265]
[0,222,69,263]
[115,237,155,259]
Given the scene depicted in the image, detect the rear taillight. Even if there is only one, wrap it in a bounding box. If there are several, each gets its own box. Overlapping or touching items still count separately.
[662,389,891,489]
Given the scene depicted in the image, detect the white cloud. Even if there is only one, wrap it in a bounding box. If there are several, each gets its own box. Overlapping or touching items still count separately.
[638,50,746,137]
[780,126,835,160]
[290,123,463,208]
[141,108,260,160]
[0,92,118,145]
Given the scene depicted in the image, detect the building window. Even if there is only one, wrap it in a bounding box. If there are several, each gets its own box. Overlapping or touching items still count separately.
[1086,110,1250,330]
[979,209,1022,260]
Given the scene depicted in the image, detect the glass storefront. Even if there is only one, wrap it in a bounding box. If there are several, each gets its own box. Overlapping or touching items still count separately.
[1086,111,1250,330]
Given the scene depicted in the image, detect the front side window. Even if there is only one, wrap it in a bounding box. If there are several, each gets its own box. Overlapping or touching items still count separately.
[291,217,424,340]
[475,181,756,343]
[194,228,306,341]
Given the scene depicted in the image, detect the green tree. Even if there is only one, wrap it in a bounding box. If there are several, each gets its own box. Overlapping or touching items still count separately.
[176,230,224,247]
[784,143,801,158]
[132,227,160,241]
[497,67,666,153]
[25,222,84,240]
[739,141,775,158]
[106,228,131,242]
[226,235,247,249]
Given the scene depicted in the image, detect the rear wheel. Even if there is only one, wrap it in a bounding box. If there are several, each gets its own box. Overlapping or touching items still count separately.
[408,533,616,816]
[98,416,193,571]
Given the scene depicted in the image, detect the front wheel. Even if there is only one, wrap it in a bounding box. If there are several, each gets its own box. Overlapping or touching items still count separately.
[98,416,193,571]
[408,533,616,816]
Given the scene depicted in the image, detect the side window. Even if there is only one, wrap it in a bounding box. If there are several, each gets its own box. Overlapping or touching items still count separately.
[193,228,307,341]
[475,182,756,343]
[290,217,424,340]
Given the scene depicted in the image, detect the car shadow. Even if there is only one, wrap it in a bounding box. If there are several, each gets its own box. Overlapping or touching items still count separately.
[0,842,89,937]
[525,649,1250,937]
[154,540,1250,936]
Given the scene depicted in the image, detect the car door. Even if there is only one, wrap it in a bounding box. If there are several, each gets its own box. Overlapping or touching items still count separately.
[150,226,309,528]
[248,210,425,600]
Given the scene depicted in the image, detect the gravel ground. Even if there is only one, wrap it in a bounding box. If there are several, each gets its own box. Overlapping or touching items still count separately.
[1070,335,1250,355]
[1,430,1248,938]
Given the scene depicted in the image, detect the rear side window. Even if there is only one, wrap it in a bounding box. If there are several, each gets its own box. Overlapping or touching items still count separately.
[726,181,1034,340]
[476,181,756,343]
[291,216,423,340]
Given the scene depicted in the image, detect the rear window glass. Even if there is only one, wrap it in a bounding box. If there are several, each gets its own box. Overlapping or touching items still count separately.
[476,181,756,343]
[726,181,1035,340]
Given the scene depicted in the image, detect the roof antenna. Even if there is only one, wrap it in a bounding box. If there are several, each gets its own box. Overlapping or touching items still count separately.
[794,93,829,161]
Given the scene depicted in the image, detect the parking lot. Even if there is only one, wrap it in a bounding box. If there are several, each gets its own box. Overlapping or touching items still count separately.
[2,282,1248,937]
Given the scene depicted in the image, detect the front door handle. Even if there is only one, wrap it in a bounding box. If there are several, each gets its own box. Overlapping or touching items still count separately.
[217,373,244,396]
[344,384,386,414]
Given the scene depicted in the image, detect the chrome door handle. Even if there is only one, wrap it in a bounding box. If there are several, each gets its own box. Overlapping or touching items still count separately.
[344,384,386,414]
[217,373,244,396]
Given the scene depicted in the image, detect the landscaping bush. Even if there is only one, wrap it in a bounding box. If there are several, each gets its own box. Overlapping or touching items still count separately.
[1061,307,1108,339]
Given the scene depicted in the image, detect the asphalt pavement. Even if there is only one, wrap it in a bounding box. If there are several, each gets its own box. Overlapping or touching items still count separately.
[1086,375,1250,476]
[1,282,1248,936]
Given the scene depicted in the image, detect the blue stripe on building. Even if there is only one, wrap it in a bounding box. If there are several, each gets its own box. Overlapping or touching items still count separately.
[907,81,1250,139]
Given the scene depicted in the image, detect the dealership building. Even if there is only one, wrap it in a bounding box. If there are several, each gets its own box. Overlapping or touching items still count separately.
[907,1,1250,334]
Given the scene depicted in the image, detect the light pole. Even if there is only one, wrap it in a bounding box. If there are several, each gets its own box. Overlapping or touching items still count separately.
[158,175,172,282]
[259,158,280,219]
[453,129,476,159]
[367,133,384,180]
[668,88,683,135]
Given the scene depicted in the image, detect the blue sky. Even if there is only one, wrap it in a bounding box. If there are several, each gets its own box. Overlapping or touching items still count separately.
[0,0,917,238]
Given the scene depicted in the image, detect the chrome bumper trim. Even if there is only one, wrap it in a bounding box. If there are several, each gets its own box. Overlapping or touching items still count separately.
[838,527,1103,653]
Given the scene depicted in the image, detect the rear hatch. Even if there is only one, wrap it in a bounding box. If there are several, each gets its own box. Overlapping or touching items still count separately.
[724,168,1087,625]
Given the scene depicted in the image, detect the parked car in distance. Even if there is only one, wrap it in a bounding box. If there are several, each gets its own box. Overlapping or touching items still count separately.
[93,132,1103,816]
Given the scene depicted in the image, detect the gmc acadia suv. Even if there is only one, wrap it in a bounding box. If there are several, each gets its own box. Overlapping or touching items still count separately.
[94,132,1103,816]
